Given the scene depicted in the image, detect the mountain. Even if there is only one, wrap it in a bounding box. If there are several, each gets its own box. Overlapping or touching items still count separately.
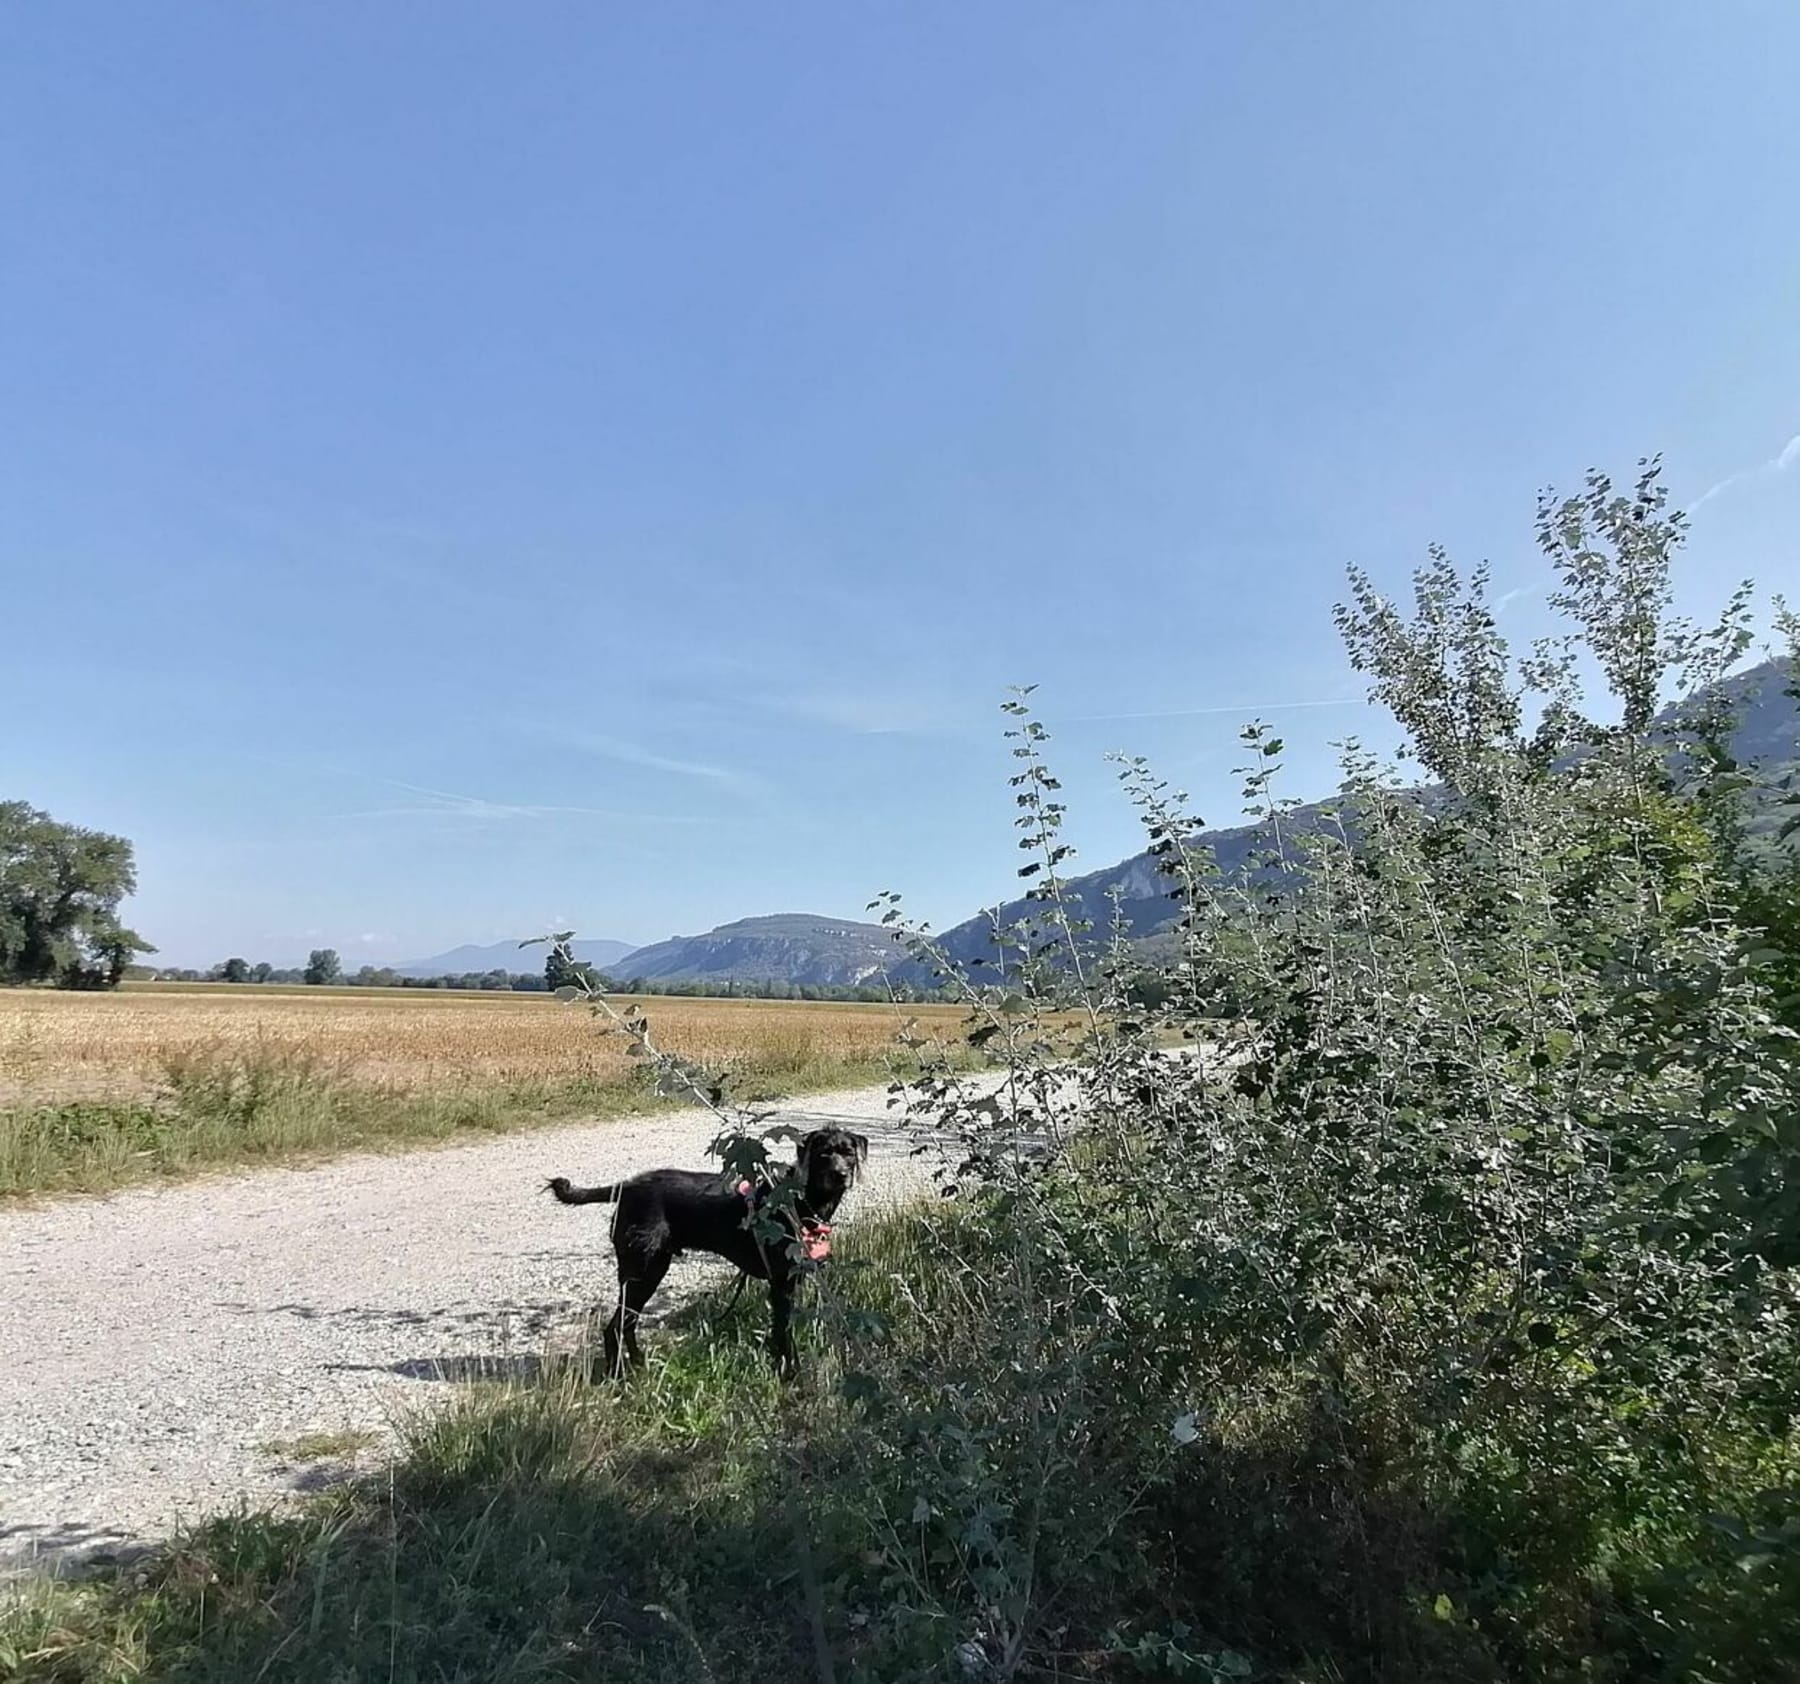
[911,657,1800,980]
[393,938,638,979]
[1695,656,1796,764]
[1682,657,1798,838]
[396,663,1800,994]
[611,914,905,986]
[902,810,1325,984]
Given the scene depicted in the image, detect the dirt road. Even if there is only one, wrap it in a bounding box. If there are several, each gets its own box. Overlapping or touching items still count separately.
[0,1085,938,1569]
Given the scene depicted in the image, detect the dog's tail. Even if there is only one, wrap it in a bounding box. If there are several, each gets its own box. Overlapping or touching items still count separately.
[544,1176,619,1206]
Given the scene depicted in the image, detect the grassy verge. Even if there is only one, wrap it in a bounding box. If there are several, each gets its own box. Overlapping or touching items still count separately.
[0,1043,933,1200]
[5,1195,1794,1683]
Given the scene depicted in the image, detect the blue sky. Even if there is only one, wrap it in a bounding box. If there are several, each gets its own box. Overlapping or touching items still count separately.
[3,3,1797,967]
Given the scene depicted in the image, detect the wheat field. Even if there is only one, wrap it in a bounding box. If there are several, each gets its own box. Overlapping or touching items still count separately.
[0,984,971,1195]
[0,984,962,1105]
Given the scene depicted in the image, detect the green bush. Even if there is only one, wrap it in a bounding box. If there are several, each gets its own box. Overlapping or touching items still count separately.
[849,463,1800,1678]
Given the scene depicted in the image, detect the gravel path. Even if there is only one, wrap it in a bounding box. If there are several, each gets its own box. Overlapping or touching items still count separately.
[0,1084,944,1572]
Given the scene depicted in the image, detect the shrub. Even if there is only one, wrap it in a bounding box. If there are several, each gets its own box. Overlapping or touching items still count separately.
[839,462,1800,1679]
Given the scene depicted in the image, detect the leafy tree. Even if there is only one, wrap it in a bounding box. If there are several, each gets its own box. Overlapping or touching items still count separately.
[251,962,274,984]
[0,801,154,988]
[81,923,155,990]
[220,957,251,984]
[545,948,600,993]
[303,948,341,986]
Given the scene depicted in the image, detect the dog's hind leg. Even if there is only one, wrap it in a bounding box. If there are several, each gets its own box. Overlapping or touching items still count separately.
[603,1249,672,1376]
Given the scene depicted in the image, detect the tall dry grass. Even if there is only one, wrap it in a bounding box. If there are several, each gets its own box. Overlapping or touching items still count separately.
[0,986,965,1196]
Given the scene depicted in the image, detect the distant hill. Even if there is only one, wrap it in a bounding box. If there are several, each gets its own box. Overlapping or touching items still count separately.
[1700,656,1797,764]
[393,937,638,979]
[1680,656,1798,839]
[906,656,1800,981]
[390,663,1799,995]
[896,810,1320,985]
[612,914,905,986]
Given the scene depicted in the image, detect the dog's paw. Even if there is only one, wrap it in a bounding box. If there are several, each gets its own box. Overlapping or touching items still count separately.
[543,1176,572,1199]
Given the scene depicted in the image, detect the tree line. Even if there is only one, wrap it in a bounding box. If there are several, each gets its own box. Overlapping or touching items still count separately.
[149,949,936,1000]
[154,945,936,1001]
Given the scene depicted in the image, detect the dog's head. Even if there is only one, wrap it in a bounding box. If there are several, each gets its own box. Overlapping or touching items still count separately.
[797,1126,869,1205]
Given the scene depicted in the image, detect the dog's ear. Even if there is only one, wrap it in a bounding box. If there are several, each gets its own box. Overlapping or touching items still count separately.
[852,1132,869,1165]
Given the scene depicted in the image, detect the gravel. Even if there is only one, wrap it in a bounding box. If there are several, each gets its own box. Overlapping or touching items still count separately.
[0,1083,947,1572]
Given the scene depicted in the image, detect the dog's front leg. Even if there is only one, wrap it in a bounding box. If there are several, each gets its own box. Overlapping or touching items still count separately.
[768,1280,799,1378]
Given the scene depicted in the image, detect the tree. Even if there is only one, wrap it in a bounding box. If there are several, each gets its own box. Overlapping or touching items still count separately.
[0,801,154,988]
[545,948,600,994]
[221,957,251,984]
[304,948,341,986]
[251,962,273,984]
[70,924,156,990]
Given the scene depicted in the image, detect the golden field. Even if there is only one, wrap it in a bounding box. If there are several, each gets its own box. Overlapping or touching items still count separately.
[0,983,963,1105]
[0,985,970,1196]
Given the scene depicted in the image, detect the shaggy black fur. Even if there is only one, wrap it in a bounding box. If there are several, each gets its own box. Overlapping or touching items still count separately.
[545,1126,869,1376]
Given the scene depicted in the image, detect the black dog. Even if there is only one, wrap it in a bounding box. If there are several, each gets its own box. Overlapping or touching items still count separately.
[546,1126,869,1376]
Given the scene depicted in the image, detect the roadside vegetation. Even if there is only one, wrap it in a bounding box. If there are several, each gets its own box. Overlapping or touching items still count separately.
[7,463,1799,1681]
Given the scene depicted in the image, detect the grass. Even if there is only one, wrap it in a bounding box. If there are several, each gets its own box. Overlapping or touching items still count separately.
[260,1430,381,1464]
[0,988,969,1198]
[3,1199,1795,1683]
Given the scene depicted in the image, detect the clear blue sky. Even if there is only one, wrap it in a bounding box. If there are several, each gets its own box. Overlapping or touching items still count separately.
[4,3,1797,967]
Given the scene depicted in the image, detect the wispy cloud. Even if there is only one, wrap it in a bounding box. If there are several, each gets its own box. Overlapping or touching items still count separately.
[1493,578,1547,615]
[753,690,952,737]
[534,726,763,795]
[335,777,696,825]
[1688,431,1800,515]
[1064,697,1361,725]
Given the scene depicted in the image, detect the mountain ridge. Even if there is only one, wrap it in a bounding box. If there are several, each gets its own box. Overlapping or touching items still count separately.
[402,659,1800,991]
[904,655,1800,981]
[609,912,903,986]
